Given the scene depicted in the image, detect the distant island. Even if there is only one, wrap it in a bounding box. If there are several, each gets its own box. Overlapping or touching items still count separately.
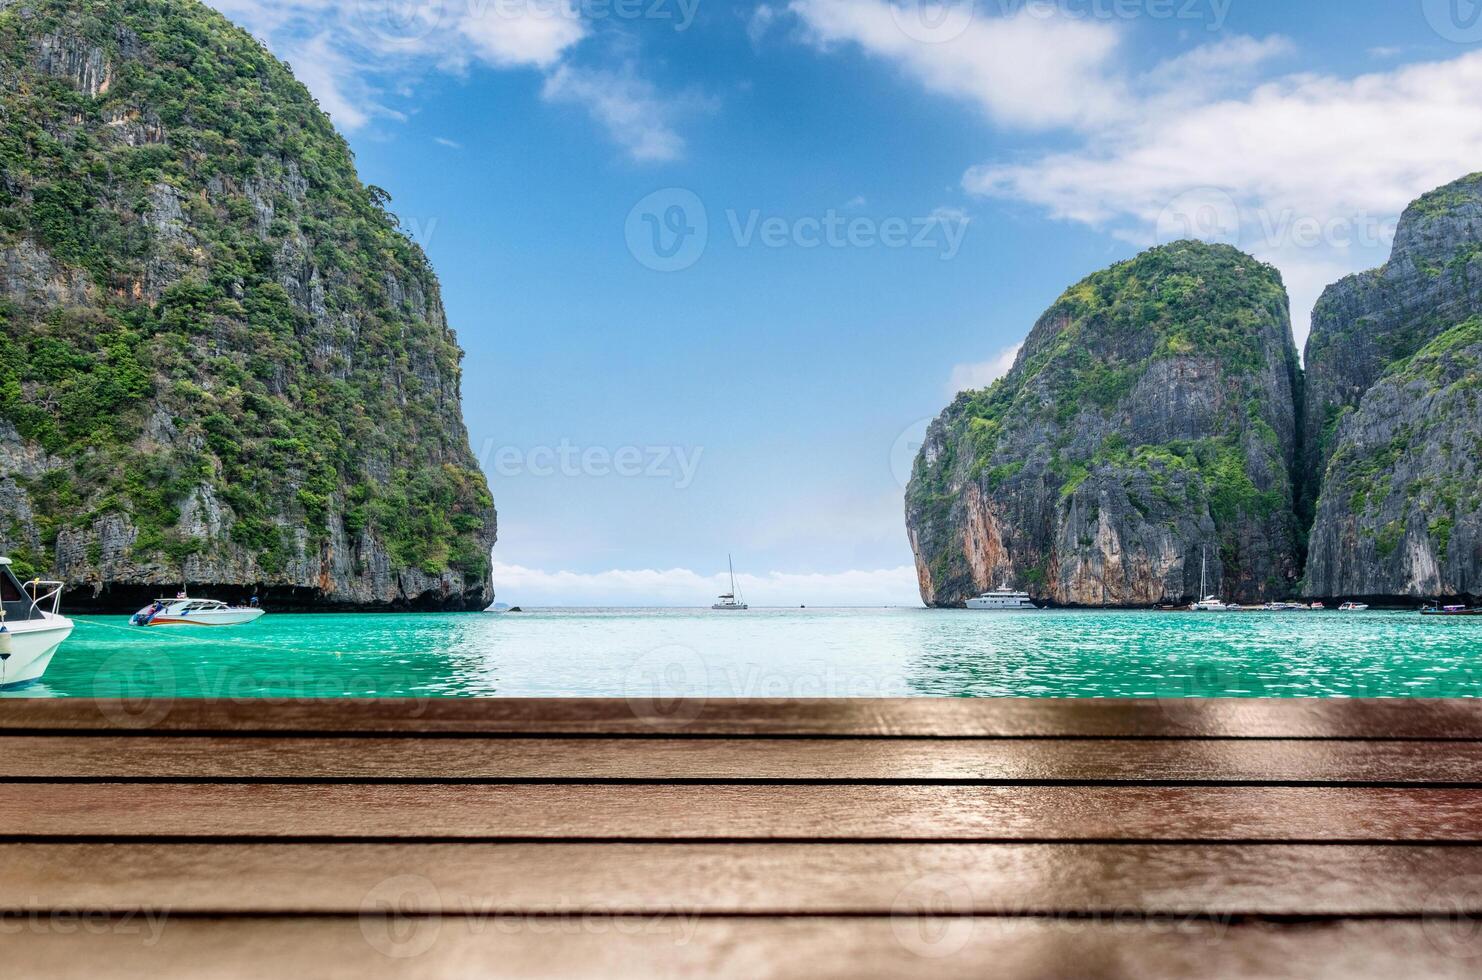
[907,174,1481,608]
[0,0,495,611]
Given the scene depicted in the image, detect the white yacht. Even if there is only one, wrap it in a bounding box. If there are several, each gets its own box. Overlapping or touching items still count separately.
[1189,547,1235,611]
[130,595,265,627]
[966,584,1040,611]
[0,557,74,689]
[712,555,748,611]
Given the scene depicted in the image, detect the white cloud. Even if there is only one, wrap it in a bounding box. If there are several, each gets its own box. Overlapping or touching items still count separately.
[947,342,1021,396]
[204,0,685,161]
[965,49,1482,347]
[542,63,694,163]
[434,136,463,149]
[789,0,1125,130]
[784,4,1482,349]
[454,2,588,69]
[748,4,779,44]
[928,205,969,225]
[490,561,922,606]
[279,33,377,129]
[1137,34,1294,106]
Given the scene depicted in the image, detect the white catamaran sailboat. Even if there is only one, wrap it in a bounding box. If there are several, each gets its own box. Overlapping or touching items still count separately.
[966,583,1040,611]
[1189,547,1234,611]
[712,555,748,611]
[0,557,74,689]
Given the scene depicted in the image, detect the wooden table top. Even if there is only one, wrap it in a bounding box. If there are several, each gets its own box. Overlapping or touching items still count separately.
[3,698,1481,977]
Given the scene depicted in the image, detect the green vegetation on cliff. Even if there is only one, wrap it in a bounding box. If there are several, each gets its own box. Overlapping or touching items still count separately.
[906,241,1302,606]
[0,0,493,602]
[1302,170,1482,600]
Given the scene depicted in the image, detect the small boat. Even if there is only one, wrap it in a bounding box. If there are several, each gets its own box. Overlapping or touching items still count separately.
[1421,603,1482,617]
[0,557,73,689]
[712,555,749,611]
[1310,602,1327,611]
[131,595,265,627]
[1338,602,1369,612]
[966,584,1040,611]
[1188,547,1235,611]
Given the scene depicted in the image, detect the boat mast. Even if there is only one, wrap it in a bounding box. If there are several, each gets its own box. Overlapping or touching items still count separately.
[728,554,737,600]
[1200,546,1207,599]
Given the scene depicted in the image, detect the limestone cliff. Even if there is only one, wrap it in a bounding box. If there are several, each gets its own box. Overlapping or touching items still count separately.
[905,242,1303,607]
[0,0,495,610]
[1304,319,1481,600]
[1300,173,1482,528]
[1302,173,1482,602]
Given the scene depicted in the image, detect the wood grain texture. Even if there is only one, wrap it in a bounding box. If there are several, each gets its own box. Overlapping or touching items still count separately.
[6,918,1481,980]
[4,697,1482,737]
[1,842,1478,915]
[5,735,1482,783]
[7,783,1482,841]
[6,697,1482,977]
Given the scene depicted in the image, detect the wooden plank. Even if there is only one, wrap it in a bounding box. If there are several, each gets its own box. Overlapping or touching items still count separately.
[4,735,1482,783]
[2,842,1479,915]
[6,783,1481,840]
[6,918,1480,980]
[4,697,1482,737]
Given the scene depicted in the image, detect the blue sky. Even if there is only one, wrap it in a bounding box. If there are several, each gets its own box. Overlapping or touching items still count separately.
[208,0,1482,605]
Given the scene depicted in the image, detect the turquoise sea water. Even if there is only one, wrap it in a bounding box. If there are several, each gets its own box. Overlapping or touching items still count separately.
[7,607,1481,699]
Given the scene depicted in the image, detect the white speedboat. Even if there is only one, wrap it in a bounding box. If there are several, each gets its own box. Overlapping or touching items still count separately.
[0,557,73,690]
[966,584,1040,611]
[1338,601,1369,612]
[130,596,265,627]
[712,555,749,611]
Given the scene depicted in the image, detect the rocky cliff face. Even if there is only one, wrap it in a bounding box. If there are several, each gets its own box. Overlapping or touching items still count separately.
[1304,319,1481,600]
[0,0,495,610]
[1302,174,1482,601]
[1300,174,1482,521]
[906,242,1303,607]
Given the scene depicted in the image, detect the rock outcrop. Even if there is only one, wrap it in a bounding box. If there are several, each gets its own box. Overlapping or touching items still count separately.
[1300,173,1482,525]
[1304,319,1481,600]
[906,242,1303,607]
[1302,174,1482,602]
[0,0,495,610]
